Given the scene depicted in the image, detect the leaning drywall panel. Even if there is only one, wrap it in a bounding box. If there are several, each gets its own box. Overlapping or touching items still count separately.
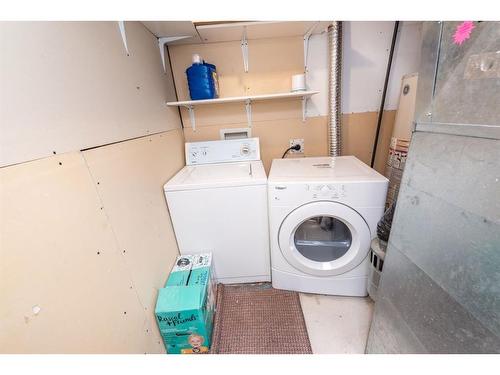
[0,21,181,167]
[0,152,159,353]
[386,22,422,110]
[82,129,184,346]
[391,73,418,139]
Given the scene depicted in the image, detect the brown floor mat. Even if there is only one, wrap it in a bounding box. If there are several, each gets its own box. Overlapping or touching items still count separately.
[210,283,312,354]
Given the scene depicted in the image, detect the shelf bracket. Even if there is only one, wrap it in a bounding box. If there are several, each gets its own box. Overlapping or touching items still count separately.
[301,22,320,121]
[303,33,312,72]
[158,36,192,73]
[241,27,249,73]
[302,96,307,122]
[245,99,252,128]
[184,105,196,131]
[118,21,130,56]
[303,22,320,72]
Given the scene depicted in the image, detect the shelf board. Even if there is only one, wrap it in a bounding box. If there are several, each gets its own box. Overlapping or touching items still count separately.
[196,21,330,43]
[140,21,202,45]
[140,21,330,45]
[166,90,319,107]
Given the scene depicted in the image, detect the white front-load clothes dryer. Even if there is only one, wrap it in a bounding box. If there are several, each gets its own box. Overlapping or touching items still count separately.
[268,156,388,296]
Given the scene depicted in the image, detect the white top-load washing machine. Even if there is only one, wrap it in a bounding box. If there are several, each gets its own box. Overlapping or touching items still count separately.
[268,156,388,296]
[164,138,270,284]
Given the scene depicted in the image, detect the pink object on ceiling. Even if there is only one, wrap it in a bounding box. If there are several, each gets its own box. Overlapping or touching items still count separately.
[453,21,475,45]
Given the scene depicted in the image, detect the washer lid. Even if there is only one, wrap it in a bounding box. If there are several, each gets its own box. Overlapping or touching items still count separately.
[164,161,267,191]
[268,156,388,184]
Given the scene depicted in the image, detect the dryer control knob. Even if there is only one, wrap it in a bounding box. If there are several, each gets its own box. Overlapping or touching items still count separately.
[241,145,250,155]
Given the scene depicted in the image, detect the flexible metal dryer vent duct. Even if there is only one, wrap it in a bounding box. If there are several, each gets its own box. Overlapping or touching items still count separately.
[328,21,342,157]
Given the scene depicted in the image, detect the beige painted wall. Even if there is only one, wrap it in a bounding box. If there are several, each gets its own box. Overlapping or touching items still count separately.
[182,112,395,173]
[168,36,396,174]
[0,22,184,353]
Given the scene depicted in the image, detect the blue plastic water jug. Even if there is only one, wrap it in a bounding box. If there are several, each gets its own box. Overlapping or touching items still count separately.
[186,54,220,100]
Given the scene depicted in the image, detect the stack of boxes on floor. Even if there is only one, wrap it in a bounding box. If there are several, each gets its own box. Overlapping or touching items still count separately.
[155,253,216,354]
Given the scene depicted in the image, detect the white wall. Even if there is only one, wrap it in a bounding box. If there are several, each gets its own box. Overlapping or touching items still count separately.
[0,21,181,167]
[306,21,423,116]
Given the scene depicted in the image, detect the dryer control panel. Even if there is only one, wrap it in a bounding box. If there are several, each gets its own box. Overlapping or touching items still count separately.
[270,183,348,204]
[270,180,388,208]
[307,184,346,200]
[185,138,260,165]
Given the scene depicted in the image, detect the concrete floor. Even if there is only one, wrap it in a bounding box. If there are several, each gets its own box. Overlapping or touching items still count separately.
[299,293,374,354]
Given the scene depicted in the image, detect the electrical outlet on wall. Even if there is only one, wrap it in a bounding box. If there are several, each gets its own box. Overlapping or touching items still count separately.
[289,139,304,153]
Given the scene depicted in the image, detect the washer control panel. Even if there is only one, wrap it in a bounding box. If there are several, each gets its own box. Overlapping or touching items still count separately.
[307,184,346,199]
[186,138,260,165]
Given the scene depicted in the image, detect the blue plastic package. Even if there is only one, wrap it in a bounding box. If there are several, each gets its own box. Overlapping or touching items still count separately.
[186,55,220,100]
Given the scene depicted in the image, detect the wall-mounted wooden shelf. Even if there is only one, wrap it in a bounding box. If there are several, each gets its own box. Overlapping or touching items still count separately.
[167,90,319,131]
[167,90,318,106]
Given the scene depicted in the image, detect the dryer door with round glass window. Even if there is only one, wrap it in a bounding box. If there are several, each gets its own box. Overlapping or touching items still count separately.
[278,201,371,276]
